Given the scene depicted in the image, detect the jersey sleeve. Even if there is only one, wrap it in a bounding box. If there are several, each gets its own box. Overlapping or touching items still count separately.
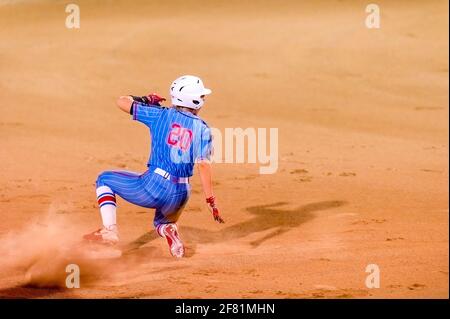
[194,124,213,162]
[131,101,163,127]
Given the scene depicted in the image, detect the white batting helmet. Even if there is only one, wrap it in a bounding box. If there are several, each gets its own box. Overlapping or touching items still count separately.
[170,75,212,109]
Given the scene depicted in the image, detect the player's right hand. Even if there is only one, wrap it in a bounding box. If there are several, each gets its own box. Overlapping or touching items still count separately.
[206,196,225,223]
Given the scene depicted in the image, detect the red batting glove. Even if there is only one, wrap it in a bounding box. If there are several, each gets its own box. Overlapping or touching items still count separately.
[146,93,166,106]
[206,196,225,223]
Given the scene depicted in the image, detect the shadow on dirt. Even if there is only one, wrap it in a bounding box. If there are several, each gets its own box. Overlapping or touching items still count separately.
[0,285,70,299]
[124,200,347,254]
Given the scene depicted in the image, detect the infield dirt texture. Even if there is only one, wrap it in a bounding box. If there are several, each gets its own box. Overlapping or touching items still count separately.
[0,0,448,298]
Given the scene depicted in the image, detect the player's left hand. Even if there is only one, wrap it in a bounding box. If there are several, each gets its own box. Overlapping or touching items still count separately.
[145,93,166,106]
[206,196,225,223]
[131,93,166,106]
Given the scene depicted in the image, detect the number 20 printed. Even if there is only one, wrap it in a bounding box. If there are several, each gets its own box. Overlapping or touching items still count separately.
[167,123,193,151]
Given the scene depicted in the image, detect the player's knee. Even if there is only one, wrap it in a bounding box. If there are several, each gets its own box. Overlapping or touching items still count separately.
[96,171,113,188]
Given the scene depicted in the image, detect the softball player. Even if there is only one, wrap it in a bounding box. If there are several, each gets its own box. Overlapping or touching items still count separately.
[84,75,224,258]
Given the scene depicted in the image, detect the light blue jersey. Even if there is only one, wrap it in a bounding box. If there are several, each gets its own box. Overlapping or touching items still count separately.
[132,102,212,177]
[96,102,213,226]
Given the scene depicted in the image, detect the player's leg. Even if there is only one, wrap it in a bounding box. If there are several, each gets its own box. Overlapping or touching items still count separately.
[155,189,190,258]
[97,170,142,223]
[84,170,153,244]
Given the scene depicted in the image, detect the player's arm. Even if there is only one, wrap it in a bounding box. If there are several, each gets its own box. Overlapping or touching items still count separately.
[197,159,225,223]
[197,160,214,198]
[117,96,134,114]
[116,94,166,114]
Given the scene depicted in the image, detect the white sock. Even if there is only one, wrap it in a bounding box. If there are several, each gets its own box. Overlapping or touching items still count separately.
[96,186,117,228]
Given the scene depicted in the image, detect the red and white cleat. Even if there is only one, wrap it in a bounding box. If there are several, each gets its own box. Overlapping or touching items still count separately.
[157,223,185,258]
[83,225,119,245]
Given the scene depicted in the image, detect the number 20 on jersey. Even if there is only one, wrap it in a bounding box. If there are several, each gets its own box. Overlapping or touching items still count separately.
[167,123,193,151]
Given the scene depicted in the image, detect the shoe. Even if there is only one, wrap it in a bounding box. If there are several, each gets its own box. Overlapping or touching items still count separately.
[157,223,185,258]
[83,225,119,245]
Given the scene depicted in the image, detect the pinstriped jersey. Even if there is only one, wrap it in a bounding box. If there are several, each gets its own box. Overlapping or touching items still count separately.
[132,102,212,178]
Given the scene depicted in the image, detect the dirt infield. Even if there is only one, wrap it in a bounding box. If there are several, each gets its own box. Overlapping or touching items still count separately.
[0,0,448,298]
